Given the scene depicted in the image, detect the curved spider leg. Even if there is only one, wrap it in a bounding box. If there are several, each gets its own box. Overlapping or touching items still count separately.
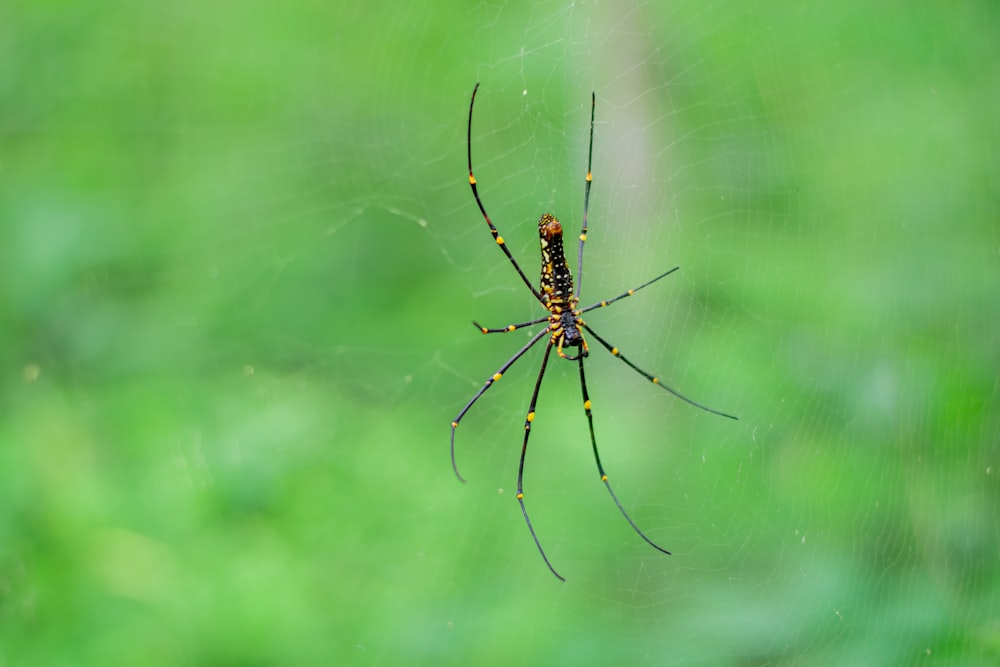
[554,328,587,361]
[515,339,565,581]
[583,324,738,420]
[450,327,549,483]
[577,267,680,315]
[468,83,545,305]
[577,354,671,555]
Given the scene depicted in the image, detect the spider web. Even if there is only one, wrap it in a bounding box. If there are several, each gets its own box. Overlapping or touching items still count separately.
[3,1,998,666]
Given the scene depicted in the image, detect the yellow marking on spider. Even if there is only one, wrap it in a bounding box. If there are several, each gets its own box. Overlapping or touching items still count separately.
[579,233,587,241]
[496,235,504,245]
[527,411,535,422]
[652,377,661,384]
[516,492,524,500]
[586,171,592,182]
[506,325,516,331]
[601,474,608,482]
[469,175,476,185]
[492,372,502,381]
[451,421,458,428]
[611,347,619,355]
[627,289,635,296]
[584,399,592,410]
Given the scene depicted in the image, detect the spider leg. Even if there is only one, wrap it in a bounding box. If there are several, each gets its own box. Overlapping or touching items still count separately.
[515,339,565,581]
[472,315,550,334]
[574,92,596,299]
[468,83,545,305]
[577,355,672,555]
[577,267,680,315]
[450,327,549,483]
[583,324,738,420]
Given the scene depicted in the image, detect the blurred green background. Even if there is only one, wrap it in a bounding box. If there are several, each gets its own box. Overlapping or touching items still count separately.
[2,1,998,665]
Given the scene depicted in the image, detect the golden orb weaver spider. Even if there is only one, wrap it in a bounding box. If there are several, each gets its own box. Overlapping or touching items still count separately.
[451,83,737,581]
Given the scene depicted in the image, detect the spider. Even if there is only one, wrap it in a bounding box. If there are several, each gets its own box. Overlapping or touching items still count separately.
[451,83,737,581]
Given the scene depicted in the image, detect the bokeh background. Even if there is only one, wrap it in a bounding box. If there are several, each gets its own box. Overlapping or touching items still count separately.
[2,1,998,665]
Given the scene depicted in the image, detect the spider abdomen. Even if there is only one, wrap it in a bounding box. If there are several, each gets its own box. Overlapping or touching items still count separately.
[538,213,575,308]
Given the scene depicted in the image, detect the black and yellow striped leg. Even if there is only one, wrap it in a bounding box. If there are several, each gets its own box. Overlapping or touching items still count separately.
[451,327,550,482]
[468,82,545,305]
[583,325,738,420]
[472,315,549,335]
[577,355,672,556]
[577,267,680,315]
[574,92,596,299]
[515,339,565,581]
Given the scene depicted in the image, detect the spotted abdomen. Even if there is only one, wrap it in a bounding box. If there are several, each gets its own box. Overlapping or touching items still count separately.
[538,214,575,311]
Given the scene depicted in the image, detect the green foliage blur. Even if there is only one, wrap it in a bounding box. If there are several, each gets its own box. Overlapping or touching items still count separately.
[2,1,998,665]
